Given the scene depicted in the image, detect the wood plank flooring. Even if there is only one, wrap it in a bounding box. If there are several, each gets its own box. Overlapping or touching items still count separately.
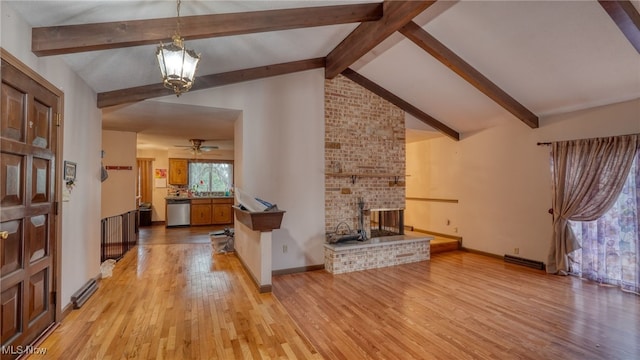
[34,226,320,359]
[137,225,229,245]
[273,252,640,360]
[32,226,639,359]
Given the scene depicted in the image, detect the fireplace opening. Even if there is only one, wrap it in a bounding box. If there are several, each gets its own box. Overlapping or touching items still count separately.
[368,209,404,238]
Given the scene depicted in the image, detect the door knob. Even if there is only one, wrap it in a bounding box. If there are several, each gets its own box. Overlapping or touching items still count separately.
[0,231,8,240]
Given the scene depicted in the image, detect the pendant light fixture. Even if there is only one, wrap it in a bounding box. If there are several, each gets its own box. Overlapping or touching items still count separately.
[156,0,201,96]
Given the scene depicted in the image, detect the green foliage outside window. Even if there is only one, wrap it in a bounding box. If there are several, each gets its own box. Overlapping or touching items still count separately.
[189,162,233,193]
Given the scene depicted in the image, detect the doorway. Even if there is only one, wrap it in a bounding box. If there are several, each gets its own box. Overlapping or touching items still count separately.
[1,50,62,358]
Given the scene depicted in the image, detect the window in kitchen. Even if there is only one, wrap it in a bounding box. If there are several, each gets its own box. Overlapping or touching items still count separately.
[189,161,233,193]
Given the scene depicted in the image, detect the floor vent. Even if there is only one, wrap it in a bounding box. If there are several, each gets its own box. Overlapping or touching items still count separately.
[71,279,98,309]
[504,255,545,271]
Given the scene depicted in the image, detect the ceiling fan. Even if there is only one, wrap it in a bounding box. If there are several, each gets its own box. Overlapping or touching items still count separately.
[175,139,219,154]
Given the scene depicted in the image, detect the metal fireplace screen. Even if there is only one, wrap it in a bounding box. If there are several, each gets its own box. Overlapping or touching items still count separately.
[369,209,404,237]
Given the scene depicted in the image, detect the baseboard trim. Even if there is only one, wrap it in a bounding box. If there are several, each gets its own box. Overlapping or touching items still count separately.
[460,247,503,260]
[233,253,322,290]
[272,264,325,276]
[234,252,272,293]
[61,303,73,320]
[412,228,463,242]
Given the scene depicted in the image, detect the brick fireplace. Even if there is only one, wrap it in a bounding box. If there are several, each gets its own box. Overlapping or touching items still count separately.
[323,75,431,274]
[324,74,406,236]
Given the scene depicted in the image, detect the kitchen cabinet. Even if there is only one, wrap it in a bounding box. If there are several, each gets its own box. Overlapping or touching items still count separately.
[189,198,234,226]
[212,199,233,224]
[168,158,188,185]
[190,199,212,225]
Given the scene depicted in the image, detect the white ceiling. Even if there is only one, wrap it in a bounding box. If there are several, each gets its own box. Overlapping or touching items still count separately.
[7,0,640,149]
[102,100,240,150]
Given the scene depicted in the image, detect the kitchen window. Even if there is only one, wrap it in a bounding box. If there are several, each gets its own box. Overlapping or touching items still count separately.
[189,161,233,193]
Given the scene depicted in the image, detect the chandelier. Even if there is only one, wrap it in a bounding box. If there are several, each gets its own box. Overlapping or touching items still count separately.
[156,0,201,96]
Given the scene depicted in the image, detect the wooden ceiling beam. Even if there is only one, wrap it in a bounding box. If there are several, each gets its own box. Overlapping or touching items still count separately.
[598,0,640,53]
[341,68,459,141]
[399,21,539,129]
[97,58,325,108]
[325,1,436,79]
[32,3,383,56]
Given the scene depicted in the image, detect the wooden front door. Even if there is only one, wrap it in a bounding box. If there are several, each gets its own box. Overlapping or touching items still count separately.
[1,54,59,359]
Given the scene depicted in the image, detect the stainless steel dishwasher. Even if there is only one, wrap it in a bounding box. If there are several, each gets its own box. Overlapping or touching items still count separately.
[166,198,191,227]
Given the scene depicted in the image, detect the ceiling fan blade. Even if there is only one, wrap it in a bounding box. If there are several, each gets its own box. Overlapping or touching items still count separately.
[174,139,218,153]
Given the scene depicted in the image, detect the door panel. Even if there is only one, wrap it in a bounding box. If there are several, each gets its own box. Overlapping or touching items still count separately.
[1,55,59,359]
[30,100,50,149]
[28,270,47,323]
[28,215,47,263]
[0,221,22,275]
[31,157,49,204]
[1,285,21,343]
[0,83,26,142]
[0,153,24,207]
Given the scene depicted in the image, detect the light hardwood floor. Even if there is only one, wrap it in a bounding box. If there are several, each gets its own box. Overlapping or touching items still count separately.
[32,227,638,359]
[273,252,640,360]
[34,227,320,360]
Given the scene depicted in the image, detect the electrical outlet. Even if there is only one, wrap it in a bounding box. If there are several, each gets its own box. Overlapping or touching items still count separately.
[283,245,288,253]
[514,248,519,255]
[454,227,458,233]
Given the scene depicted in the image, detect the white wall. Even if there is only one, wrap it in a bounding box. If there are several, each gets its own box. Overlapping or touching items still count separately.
[2,3,102,308]
[159,69,326,276]
[102,130,137,218]
[406,98,640,263]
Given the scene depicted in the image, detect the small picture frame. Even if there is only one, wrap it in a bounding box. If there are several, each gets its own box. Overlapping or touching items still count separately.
[64,161,77,181]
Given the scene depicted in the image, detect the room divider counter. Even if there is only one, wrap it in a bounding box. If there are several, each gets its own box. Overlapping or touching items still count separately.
[232,207,286,293]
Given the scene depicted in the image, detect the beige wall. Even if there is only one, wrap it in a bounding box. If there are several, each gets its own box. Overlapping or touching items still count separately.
[406,137,461,236]
[406,98,640,263]
[101,130,137,218]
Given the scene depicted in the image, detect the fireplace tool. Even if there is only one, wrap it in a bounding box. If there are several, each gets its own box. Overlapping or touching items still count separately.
[357,197,368,241]
[326,221,363,244]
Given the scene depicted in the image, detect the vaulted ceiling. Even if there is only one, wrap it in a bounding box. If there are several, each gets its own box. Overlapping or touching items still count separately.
[6,0,640,149]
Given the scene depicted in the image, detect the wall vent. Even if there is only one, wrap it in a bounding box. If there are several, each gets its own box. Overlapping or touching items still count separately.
[71,279,98,309]
[504,255,545,271]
